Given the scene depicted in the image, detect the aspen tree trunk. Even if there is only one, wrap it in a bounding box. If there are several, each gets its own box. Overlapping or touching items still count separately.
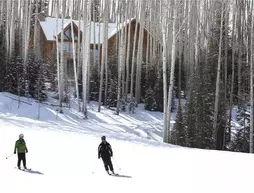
[178,12,184,108]
[59,0,66,113]
[228,4,236,144]
[86,1,92,104]
[55,1,62,112]
[224,7,229,100]
[125,4,132,99]
[162,15,168,142]
[237,4,242,101]
[165,3,178,143]
[93,1,96,70]
[71,14,81,111]
[135,0,145,103]
[194,1,199,70]
[82,0,88,118]
[162,0,168,143]
[116,2,124,115]
[77,3,81,77]
[5,0,10,58]
[130,12,138,100]
[104,2,109,106]
[213,4,224,148]
[122,3,128,100]
[145,16,150,86]
[87,19,91,104]
[97,2,101,72]
[33,0,39,54]
[98,0,107,112]
[249,1,254,153]
[9,0,15,58]
[24,0,32,65]
[0,0,4,26]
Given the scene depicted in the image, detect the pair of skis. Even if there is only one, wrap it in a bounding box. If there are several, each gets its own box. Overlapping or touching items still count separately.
[15,167,31,171]
[108,173,119,176]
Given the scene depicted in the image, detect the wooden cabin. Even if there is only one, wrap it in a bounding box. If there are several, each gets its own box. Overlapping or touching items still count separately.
[31,14,152,79]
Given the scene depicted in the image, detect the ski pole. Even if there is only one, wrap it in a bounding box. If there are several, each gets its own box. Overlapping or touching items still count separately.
[6,153,14,160]
[112,157,121,171]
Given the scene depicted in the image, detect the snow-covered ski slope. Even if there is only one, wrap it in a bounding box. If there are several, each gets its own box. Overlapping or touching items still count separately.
[1,92,254,193]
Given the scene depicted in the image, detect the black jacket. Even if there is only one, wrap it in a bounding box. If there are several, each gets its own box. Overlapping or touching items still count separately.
[98,141,113,159]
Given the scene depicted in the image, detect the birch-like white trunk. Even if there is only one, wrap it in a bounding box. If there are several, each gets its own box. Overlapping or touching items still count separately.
[104,2,109,106]
[162,16,168,142]
[228,3,236,144]
[135,1,145,103]
[125,4,132,99]
[98,0,107,112]
[249,1,254,153]
[55,0,62,112]
[9,0,15,58]
[165,5,177,143]
[213,4,224,145]
[33,0,39,54]
[24,0,32,65]
[130,15,138,100]
[116,6,124,115]
[71,14,81,111]
[59,0,66,112]
[82,0,88,118]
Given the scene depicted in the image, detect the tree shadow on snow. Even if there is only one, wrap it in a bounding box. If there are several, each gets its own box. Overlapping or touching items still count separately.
[23,169,44,175]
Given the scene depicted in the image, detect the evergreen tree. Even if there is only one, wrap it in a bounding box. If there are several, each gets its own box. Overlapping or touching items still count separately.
[26,53,47,100]
[184,84,197,147]
[45,49,57,91]
[0,28,6,91]
[171,103,186,146]
[144,87,157,111]
[89,65,100,101]
[229,104,250,153]
[107,62,118,108]
[5,56,25,96]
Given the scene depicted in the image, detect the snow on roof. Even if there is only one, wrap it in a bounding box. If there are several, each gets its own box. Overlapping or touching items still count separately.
[39,17,134,44]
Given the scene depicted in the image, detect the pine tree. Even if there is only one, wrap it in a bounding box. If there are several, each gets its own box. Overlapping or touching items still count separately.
[0,28,6,91]
[229,104,250,153]
[26,53,47,100]
[171,103,186,146]
[45,49,57,91]
[5,56,25,95]
[89,64,100,101]
[144,87,157,111]
[107,62,118,108]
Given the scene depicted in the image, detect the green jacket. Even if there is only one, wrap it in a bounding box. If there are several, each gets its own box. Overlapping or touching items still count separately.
[14,139,28,153]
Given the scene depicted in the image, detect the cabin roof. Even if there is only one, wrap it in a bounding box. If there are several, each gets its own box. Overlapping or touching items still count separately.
[39,17,135,44]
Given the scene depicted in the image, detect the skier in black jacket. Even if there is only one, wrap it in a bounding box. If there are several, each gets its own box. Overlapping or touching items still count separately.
[98,136,115,174]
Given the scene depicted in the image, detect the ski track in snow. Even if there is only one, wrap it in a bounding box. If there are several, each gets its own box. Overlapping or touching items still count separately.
[1,92,254,193]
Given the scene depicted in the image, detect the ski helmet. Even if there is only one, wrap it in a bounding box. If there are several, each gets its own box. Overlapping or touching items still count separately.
[19,134,24,139]
[101,136,106,140]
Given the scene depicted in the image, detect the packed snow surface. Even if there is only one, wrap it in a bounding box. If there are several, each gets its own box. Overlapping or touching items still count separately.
[1,92,254,193]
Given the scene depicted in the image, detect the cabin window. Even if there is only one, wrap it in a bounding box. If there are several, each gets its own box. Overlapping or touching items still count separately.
[90,49,99,61]
[58,42,69,51]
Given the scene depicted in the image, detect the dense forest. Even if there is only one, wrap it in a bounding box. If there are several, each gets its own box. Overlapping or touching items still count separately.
[0,0,253,153]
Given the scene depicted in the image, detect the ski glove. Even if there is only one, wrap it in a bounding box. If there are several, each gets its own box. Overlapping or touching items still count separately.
[14,152,16,154]
[26,150,28,153]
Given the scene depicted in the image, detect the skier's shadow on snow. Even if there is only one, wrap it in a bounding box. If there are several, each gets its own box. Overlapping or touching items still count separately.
[111,174,132,178]
[23,169,44,175]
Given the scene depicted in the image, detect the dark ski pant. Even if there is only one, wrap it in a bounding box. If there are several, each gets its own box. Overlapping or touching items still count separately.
[17,153,26,168]
[102,157,114,172]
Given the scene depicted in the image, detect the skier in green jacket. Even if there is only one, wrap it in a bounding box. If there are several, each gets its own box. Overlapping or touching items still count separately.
[14,134,28,169]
